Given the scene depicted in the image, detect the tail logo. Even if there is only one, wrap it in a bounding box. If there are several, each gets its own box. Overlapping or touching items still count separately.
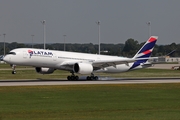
[130,36,158,70]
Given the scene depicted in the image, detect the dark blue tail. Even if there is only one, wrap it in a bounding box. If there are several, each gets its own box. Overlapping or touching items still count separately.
[130,36,158,70]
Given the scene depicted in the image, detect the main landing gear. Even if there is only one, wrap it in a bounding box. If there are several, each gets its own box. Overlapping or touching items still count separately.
[67,75,79,81]
[67,72,79,80]
[11,64,16,74]
[86,73,98,80]
[67,72,98,81]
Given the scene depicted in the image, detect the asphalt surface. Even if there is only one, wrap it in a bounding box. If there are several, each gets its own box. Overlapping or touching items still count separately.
[150,63,180,69]
[0,64,180,86]
[0,78,180,86]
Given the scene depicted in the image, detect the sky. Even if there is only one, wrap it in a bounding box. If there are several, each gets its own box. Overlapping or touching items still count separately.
[0,0,180,45]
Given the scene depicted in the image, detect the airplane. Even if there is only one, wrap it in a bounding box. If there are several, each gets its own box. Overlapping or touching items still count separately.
[3,36,158,80]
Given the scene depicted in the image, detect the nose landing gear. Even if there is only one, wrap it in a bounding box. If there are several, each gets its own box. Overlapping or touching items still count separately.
[11,64,16,74]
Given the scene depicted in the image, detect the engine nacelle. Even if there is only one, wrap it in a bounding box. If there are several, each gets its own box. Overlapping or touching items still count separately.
[35,67,55,74]
[73,63,93,74]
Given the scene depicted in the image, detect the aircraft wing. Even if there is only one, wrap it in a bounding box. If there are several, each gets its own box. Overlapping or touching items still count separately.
[59,58,152,70]
[93,57,156,68]
[92,58,135,69]
[59,59,135,70]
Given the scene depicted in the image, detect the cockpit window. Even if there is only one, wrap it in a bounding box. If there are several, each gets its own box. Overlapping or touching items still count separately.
[8,52,16,55]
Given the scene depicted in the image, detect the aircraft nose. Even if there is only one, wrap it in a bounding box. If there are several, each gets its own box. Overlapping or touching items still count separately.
[3,56,9,63]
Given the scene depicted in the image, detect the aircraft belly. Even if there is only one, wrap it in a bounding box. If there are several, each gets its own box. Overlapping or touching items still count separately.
[102,64,130,73]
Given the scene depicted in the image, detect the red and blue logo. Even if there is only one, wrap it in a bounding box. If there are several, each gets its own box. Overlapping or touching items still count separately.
[28,50,53,58]
[28,50,33,58]
[130,36,158,70]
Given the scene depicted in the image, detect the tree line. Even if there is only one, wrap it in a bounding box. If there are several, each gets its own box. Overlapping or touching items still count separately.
[0,38,180,57]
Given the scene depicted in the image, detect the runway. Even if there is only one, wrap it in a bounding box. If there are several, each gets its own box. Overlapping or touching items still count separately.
[1,78,180,86]
[0,63,180,86]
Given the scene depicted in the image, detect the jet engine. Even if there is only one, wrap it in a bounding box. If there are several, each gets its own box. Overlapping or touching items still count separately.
[35,67,55,74]
[73,63,93,74]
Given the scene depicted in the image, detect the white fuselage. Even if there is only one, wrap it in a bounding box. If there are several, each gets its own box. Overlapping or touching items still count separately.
[3,48,148,74]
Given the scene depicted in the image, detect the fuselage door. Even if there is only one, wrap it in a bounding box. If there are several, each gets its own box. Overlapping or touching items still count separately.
[53,53,57,61]
[23,51,28,58]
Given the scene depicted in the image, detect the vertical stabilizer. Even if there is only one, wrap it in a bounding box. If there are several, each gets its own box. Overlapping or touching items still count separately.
[133,36,158,59]
[130,36,158,70]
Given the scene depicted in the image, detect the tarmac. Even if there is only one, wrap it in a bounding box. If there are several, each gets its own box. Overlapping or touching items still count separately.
[0,77,180,86]
[0,64,180,86]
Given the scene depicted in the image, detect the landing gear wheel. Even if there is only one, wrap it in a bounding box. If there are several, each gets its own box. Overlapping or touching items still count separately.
[94,76,98,80]
[67,76,71,80]
[12,71,16,74]
[86,76,98,80]
[11,64,16,74]
[67,75,79,81]
[75,76,79,80]
[87,76,91,80]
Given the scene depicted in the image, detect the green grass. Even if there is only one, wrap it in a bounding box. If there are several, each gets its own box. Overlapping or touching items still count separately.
[0,63,32,69]
[0,64,180,119]
[0,84,180,120]
[1,63,180,80]
[1,67,180,80]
